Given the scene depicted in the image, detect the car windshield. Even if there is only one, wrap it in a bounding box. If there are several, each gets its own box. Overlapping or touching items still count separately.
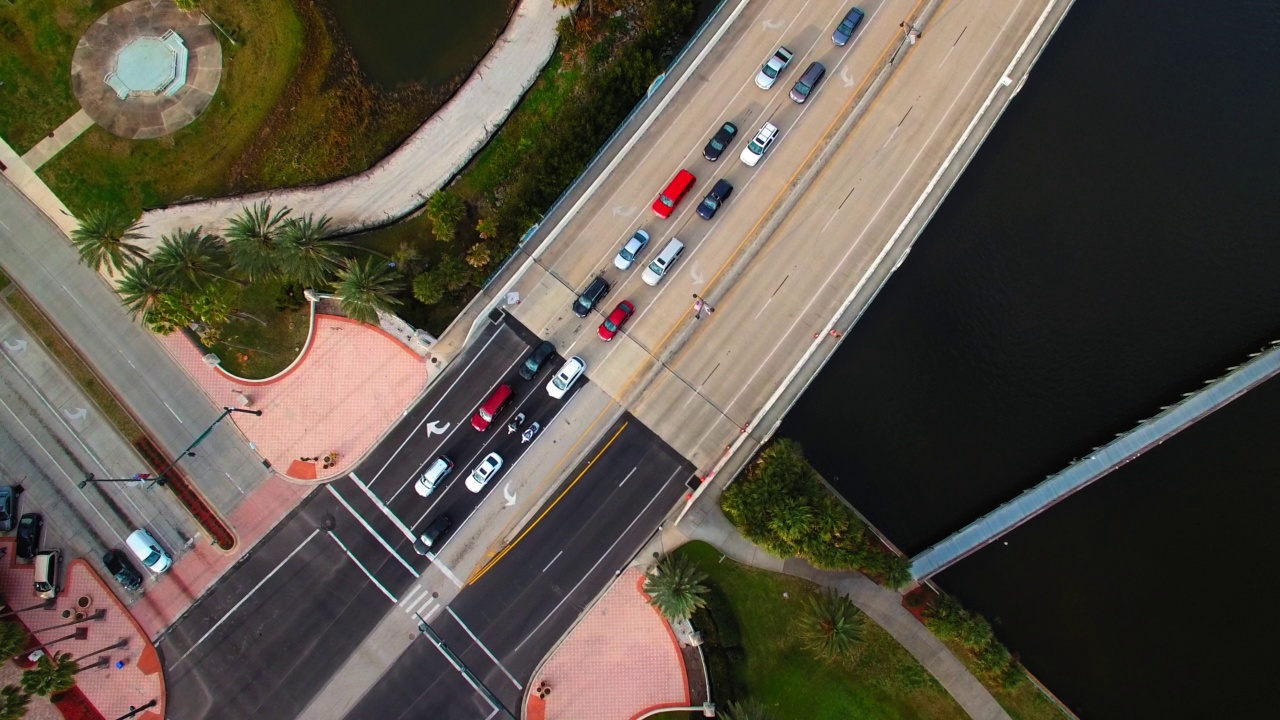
[553,373,571,390]
[748,140,763,153]
[659,195,675,208]
[478,408,493,421]
[619,246,635,261]
[144,549,162,566]
[702,198,718,210]
[35,582,51,592]
[710,138,724,151]
[763,64,778,78]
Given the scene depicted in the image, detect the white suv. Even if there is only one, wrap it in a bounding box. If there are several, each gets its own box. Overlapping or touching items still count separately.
[547,356,586,399]
[740,122,779,167]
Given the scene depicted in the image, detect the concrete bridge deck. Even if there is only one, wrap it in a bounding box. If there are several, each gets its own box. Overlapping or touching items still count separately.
[911,340,1280,581]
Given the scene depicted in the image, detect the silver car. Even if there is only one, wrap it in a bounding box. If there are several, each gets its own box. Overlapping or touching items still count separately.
[614,230,651,270]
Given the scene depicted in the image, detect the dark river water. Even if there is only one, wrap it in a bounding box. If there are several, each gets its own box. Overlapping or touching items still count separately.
[324,0,513,88]
[779,0,1280,716]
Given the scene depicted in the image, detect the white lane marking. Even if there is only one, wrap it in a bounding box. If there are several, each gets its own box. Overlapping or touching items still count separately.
[400,584,425,609]
[348,472,414,541]
[542,550,564,573]
[60,285,84,308]
[619,467,637,487]
[327,484,419,578]
[388,349,525,502]
[329,531,398,602]
[415,596,438,617]
[175,528,321,664]
[162,402,182,422]
[723,3,1024,417]
[0,393,125,542]
[415,614,499,715]
[511,469,680,657]
[119,348,137,369]
[368,326,508,485]
[446,606,523,690]
[425,550,464,589]
[484,708,499,720]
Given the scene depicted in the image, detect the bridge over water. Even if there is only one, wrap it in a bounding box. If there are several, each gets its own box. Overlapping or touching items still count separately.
[910,339,1280,581]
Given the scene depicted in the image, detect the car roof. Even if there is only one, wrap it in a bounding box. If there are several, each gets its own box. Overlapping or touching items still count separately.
[712,178,733,193]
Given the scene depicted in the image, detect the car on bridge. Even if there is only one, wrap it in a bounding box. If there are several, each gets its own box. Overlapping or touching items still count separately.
[755,46,794,89]
[790,62,826,104]
[472,383,514,431]
[415,456,454,497]
[697,179,734,220]
[702,122,738,161]
[547,356,586,399]
[520,341,557,380]
[573,276,611,317]
[413,514,453,555]
[598,301,635,341]
[465,453,503,493]
[740,122,779,167]
[614,230,651,270]
[832,6,866,46]
[652,169,696,218]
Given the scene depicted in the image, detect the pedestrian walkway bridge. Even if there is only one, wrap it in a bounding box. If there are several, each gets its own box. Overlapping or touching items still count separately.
[910,339,1280,581]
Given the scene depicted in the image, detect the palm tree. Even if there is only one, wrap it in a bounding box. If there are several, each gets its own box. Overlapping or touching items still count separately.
[117,261,174,320]
[276,214,347,286]
[68,207,148,276]
[153,227,238,292]
[0,621,28,660]
[0,685,29,720]
[643,553,709,621]
[225,202,290,281]
[332,257,403,324]
[722,699,777,720]
[769,495,814,546]
[797,589,864,660]
[20,651,78,697]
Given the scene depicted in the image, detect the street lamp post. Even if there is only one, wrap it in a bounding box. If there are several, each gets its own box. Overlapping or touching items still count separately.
[415,613,516,719]
[81,406,262,489]
[113,700,158,720]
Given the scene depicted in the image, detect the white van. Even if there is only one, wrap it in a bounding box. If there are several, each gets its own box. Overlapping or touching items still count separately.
[33,550,60,599]
[414,456,453,497]
[641,238,685,286]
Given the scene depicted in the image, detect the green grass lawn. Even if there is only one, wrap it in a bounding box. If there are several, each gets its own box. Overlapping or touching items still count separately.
[678,541,970,720]
[204,277,310,378]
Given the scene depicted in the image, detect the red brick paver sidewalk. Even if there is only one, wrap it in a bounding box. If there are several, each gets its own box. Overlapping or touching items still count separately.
[527,568,688,720]
[1,541,164,720]
[158,314,430,481]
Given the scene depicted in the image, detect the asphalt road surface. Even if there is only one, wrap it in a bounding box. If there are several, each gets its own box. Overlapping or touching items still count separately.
[159,317,689,719]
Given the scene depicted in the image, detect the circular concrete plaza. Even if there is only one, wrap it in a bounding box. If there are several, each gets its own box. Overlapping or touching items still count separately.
[71,0,222,139]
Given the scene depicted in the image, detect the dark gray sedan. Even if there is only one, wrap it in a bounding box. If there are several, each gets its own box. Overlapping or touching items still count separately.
[702,122,738,161]
[833,7,865,46]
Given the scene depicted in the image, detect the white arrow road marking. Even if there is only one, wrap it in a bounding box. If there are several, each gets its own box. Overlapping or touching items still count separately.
[762,19,785,30]
[503,483,517,507]
[612,205,639,217]
[63,407,88,421]
[842,64,856,88]
[425,420,451,436]
[3,339,28,354]
[689,265,706,285]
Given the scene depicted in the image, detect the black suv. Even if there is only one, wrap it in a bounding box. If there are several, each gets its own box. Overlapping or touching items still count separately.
[519,341,557,380]
[572,276,610,317]
[15,513,42,563]
[697,179,734,220]
[103,549,144,591]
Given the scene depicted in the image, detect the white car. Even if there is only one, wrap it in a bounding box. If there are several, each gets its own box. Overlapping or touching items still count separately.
[740,122,779,167]
[465,452,503,493]
[125,528,172,573]
[755,46,794,89]
[613,230,650,270]
[547,356,586,399]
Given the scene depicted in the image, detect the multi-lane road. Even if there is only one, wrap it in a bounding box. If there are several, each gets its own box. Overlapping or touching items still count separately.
[160,318,691,719]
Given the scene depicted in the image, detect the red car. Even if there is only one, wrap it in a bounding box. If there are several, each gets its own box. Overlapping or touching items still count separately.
[598,301,635,341]
[652,170,695,218]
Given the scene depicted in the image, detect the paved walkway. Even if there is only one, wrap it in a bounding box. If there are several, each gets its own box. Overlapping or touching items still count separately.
[1,539,164,719]
[671,501,1013,720]
[134,0,569,246]
[525,567,689,720]
[20,110,96,172]
[156,313,430,481]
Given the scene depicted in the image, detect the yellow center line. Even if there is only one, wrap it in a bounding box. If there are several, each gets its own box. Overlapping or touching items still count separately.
[467,421,630,585]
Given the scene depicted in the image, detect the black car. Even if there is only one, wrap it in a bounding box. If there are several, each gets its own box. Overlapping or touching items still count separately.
[572,276,611,318]
[0,487,14,532]
[519,341,557,380]
[413,515,453,556]
[15,513,42,563]
[697,179,734,220]
[702,122,738,161]
[103,549,144,591]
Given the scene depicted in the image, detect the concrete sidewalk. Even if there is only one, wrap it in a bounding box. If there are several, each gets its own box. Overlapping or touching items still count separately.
[134,0,568,246]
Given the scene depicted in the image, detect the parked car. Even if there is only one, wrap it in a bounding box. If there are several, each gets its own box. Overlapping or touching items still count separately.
[547,356,587,399]
[697,179,734,220]
[652,169,696,218]
[789,61,827,104]
[33,550,59,599]
[412,515,452,555]
[465,453,503,493]
[755,46,795,89]
[0,486,15,532]
[15,513,42,563]
[414,456,453,497]
[471,384,514,431]
[614,230,651,271]
[702,122,738,161]
[519,341,557,380]
[598,301,635,341]
[573,276,611,317]
[740,122,779,167]
[832,6,866,46]
[102,549,144,591]
[125,528,173,573]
